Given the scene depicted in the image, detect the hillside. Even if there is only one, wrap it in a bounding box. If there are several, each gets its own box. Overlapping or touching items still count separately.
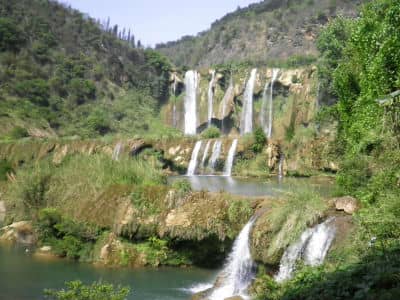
[0,0,175,140]
[156,0,365,68]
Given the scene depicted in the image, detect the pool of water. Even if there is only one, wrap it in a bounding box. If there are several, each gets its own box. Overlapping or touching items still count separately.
[0,245,216,300]
[168,175,334,198]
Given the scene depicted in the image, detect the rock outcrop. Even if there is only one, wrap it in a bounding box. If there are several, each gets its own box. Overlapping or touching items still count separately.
[0,221,36,245]
[330,196,361,215]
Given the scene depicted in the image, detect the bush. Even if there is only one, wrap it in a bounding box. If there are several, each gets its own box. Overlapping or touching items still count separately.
[8,126,29,139]
[252,127,267,153]
[0,159,13,181]
[0,17,26,52]
[44,280,130,300]
[14,79,50,106]
[201,126,221,139]
[172,179,192,195]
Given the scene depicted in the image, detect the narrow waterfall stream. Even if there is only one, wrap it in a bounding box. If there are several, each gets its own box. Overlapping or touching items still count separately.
[208,70,216,127]
[172,74,177,127]
[112,142,123,161]
[200,140,212,170]
[240,69,257,135]
[208,140,222,172]
[184,70,199,135]
[267,68,279,139]
[223,139,238,176]
[260,81,270,134]
[187,141,202,176]
[275,217,336,282]
[209,217,257,300]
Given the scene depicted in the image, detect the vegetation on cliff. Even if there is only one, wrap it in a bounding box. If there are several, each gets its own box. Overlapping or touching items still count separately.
[0,0,174,140]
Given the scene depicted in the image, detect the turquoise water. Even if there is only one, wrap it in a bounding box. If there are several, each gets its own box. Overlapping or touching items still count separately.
[0,245,216,300]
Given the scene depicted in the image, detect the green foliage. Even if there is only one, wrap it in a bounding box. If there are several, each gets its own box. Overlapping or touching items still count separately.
[37,208,101,260]
[86,110,111,136]
[0,17,25,52]
[68,78,96,105]
[8,126,29,139]
[0,159,13,181]
[201,126,221,139]
[14,79,50,106]
[252,127,267,153]
[44,280,130,300]
[171,179,192,195]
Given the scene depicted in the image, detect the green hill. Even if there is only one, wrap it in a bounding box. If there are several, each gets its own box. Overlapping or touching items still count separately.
[0,0,175,140]
[156,0,365,68]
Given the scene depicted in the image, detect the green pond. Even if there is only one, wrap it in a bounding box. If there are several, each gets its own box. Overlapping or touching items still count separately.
[0,245,216,300]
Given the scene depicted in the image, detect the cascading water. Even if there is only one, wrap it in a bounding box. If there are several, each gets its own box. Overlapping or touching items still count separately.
[208,140,222,172]
[267,69,279,138]
[278,153,284,180]
[209,217,257,300]
[112,142,123,161]
[208,70,216,127]
[184,70,199,135]
[223,139,238,176]
[275,218,336,282]
[260,81,270,134]
[240,69,257,135]
[187,141,202,176]
[200,140,211,170]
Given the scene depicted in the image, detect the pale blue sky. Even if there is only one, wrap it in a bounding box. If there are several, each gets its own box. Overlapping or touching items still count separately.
[62,0,260,47]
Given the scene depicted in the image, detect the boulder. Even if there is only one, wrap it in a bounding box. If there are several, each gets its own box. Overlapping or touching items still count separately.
[0,221,36,245]
[225,297,244,300]
[330,196,360,215]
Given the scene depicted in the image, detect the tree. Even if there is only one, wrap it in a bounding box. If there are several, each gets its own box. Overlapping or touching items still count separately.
[44,281,130,300]
[0,17,26,52]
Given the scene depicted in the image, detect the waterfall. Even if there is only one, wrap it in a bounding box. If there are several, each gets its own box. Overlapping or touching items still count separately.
[184,70,199,135]
[112,142,123,161]
[240,68,257,135]
[187,141,202,176]
[278,153,284,179]
[208,140,222,172]
[267,69,279,138]
[200,140,211,170]
[260,81,269,134]
[208,70,216,127]
[275,218,336,282]
[209,217,257,300]
[223,139,238,176]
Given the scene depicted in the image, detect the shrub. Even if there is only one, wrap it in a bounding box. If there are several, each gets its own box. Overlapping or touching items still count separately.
[172,179,192,195]
[14,79,50,106]
[252,127,267,153]
[44,280,130,300]
[0,159,13,181]
[0,17,26,52]
[201,126,221,139]
[8,126,29,139]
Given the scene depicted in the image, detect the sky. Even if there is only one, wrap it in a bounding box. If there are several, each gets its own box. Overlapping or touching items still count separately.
[62,0,260,47]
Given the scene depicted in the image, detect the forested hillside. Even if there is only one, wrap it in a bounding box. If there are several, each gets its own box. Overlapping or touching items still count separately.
[156,0,365,68]
[0,0,174,139]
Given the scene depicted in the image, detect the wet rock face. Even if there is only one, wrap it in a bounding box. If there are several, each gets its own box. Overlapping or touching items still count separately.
[330,196,360,215]
[0,201,5,223]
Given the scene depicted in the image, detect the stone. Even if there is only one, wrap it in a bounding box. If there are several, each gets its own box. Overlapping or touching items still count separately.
[0,221,36,245]
[330,196,360,215]
[0,201,5,223]
[224,297,244,300]
[39,246,52,252]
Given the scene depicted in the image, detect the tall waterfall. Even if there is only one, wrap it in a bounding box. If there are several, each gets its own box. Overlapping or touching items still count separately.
[208,140,222,172]
[209,217,257,300]
[240,68,257,135]
[278,153,284,179]
[223,139,238,176]
[200,140,211,170]
[260,81,270,134]
[184,70,199,135]
[208,70,216,127]
[267,69,279,138]
[275,218,336,282]
[112,142,123,161]
[187,141,202,176]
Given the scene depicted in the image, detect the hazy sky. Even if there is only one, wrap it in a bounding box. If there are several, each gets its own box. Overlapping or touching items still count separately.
[62,0,260,47]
